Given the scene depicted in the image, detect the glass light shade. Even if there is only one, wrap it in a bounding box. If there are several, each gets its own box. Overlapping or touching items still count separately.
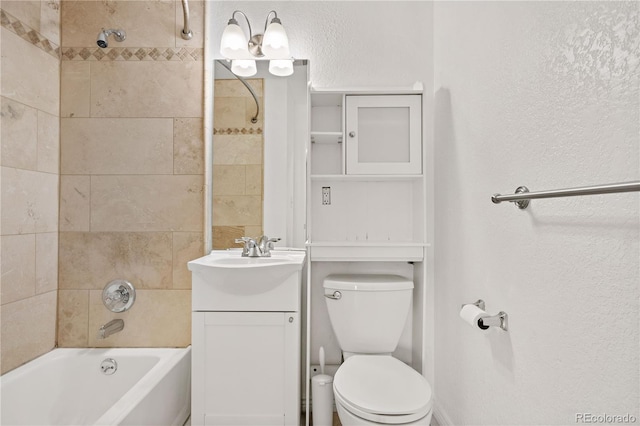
[269,59,294,77]
[220,23,249,58]
[231,59,257,77]
[262,22,290,58]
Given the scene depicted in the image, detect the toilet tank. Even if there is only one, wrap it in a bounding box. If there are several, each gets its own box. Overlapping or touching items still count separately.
[323,274,413,355]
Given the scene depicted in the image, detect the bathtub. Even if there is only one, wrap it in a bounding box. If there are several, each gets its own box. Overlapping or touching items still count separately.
[0,347,191,426]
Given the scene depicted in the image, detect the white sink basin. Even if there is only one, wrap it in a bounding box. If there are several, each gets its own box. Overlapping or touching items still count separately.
[188,249,306,311]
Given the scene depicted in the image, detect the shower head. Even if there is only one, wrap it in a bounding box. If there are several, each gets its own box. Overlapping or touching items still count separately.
[96,28,126,48]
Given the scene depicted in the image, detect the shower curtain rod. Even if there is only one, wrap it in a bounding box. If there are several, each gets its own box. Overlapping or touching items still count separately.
[217,60,260,124]
[492,181,640,209]
[180,0,193,40]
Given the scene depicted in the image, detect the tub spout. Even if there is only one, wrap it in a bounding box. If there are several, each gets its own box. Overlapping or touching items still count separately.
[97,319,124,339]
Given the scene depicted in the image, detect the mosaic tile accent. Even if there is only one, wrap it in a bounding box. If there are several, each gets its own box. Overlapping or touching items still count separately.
[213,128,264,135]
[61,47,204,62]
[0,8,60,59]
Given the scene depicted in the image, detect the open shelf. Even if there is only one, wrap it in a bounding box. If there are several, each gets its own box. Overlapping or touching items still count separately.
[310,132,343,145]
[310,174,423,182]
[307,241,428,262]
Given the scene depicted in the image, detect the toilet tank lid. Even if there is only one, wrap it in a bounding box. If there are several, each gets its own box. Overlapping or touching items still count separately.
[323,274,413,291]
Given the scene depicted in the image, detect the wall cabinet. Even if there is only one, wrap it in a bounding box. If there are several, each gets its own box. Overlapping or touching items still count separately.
[308,89,426,261]
[345,95,422,174]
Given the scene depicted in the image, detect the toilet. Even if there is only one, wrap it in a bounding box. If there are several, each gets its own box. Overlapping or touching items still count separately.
[323,274,433,426]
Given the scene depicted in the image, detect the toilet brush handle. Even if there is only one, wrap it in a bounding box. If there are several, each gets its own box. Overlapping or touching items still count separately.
[319,346,325,375]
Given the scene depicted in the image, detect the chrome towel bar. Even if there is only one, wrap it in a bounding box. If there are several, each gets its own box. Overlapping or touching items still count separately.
[492,181,640,209]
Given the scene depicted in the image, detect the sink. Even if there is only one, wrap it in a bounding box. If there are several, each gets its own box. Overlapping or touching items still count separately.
[188,249,306,311]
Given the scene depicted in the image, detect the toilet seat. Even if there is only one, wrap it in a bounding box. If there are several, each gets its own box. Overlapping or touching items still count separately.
[333,356,432,425]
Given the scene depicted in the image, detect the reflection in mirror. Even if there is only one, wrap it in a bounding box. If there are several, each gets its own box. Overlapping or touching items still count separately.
[211,60,308,250]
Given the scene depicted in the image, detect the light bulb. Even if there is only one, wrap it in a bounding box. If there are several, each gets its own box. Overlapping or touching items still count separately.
[269,59,294,77]
[231,59,257,77]
[262,21,290,59]
[220,21,249,58]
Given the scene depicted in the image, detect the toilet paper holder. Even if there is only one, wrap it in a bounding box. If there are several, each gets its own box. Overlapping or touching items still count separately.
[461,299,508,331]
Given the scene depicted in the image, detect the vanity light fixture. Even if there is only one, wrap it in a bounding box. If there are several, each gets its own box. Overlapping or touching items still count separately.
[220,10,293,77]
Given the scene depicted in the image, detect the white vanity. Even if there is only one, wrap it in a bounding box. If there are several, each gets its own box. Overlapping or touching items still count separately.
[189,249,306,426]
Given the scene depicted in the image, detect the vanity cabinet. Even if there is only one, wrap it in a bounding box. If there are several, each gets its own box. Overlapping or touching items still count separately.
[192,312,300,426]
[189,251,305,426]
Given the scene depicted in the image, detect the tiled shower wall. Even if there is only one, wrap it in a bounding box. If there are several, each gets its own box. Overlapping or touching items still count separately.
[57,0,204,347]
[0,1,61,374]
[212,78,264,249]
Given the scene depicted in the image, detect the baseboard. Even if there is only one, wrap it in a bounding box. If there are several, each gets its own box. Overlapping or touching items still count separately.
[433,400,454,426]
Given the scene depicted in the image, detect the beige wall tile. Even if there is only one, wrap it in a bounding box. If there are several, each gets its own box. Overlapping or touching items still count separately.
[173,232,203,289]
[87,289,191,347]
[213,165,246,195]
[61,118,173,174]
[90,175,203,232]
[212,226,245,250]
[1,97,38,170]
[1,28,60,116]
[243,225,263,239]
[59,231,173,290]
[1,1,41,33]
[35,232,58,294]
[37,110,60,173]
[213,195,262,227]
[1,167,59,235]
[40,0,61,46]
[245,164,263,195]
[1,291,56,374]
[59,175,90,231]
[1,234,36,305]
[174,118,204,175]
[175,0,203,48]
[214,96,247,129]
[57,289,89,347]
[214,79,263,98]
[61,1,175,48]
[90,61,203,118]
[213,134,263,165]
[61,61,91,118]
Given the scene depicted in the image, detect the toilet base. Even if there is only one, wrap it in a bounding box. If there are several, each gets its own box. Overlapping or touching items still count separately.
[336,400,432,426]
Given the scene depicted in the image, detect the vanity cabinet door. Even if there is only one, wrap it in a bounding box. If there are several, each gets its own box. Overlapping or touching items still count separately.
[192,312,300,426]
[345,95,422,174]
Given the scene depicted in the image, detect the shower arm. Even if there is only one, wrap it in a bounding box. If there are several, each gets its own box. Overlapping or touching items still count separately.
[180,0,193,40]
[218,60,260,124]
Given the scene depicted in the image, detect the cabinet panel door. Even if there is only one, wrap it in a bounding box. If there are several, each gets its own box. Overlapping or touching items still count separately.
[198,312,299,426]
[346,95,422,174]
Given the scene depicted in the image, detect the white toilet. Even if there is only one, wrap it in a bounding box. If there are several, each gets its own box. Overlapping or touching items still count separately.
[323,274,433,426]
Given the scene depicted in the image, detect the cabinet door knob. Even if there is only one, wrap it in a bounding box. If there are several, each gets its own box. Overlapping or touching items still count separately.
[349,131,356,138]
[288,317,294,323]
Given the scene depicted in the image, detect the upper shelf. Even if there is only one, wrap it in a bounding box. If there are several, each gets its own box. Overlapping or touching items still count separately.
[310,132,342,144]
[310,174,423,182]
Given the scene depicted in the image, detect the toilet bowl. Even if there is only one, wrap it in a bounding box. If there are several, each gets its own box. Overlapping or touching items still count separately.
[333,355,432,425]
[323,274,433,426]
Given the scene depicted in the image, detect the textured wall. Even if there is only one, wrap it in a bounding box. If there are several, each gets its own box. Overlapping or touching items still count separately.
[0,0,60,374]
[57,0,204,348]
[433,2,639,424]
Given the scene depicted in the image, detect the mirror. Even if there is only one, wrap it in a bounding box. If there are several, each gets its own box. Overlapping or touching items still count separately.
[211,60,309,250]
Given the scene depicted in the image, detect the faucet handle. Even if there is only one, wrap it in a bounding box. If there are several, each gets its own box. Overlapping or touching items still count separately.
[234,237,258,257]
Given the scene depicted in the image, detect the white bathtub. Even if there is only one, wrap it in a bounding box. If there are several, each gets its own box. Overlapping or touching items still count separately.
[0,347,191,426]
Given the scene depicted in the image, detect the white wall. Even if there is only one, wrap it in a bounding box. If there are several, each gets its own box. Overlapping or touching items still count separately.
[210,0,434,373]
[434,2,639,425]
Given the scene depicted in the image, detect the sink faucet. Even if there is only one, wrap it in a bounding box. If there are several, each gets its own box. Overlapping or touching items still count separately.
[97,319,124,339]
[235,236,281,257]
[235,237,261,257]
[258,235,281,257]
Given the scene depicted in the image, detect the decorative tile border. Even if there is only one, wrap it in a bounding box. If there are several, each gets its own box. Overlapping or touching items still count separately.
[62,47,204,62]
[213,128,263,135]
[0,8,60,59]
